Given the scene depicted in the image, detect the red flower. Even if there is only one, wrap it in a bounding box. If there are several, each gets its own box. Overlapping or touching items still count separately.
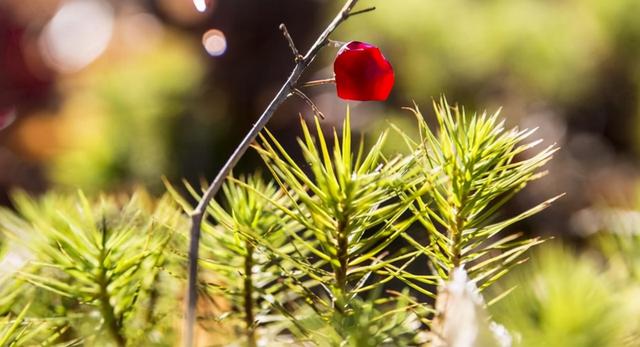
[333,41,394,101]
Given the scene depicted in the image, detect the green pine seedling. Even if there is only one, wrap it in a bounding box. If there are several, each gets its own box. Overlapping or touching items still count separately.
[0,190,184,346]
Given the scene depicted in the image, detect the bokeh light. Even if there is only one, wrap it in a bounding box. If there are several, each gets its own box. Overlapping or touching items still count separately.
[39,0,114,73]
[119,12,164,52]
[158,0,214,24]
[1,1,640,345]
[193,0,208,13]
[0,107,16,131]
[202,29,227,57]
[0,0,638,251]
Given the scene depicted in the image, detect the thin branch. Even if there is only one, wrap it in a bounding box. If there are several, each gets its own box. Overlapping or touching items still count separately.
[279,23,303,62]
[301,77,336,88]
[183,1,370,346]
[290,88,325,119]
[347,6,376,18]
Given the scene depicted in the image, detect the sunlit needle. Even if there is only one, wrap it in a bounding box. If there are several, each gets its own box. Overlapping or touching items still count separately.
[193,0,207,12]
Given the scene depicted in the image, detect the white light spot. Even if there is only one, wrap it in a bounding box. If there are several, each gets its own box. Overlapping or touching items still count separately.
[40,0,114,73]
[202,29,227,57]
[193,0,207,12]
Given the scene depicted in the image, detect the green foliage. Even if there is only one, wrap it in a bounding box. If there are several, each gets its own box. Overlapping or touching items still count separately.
[572,203,640,343]
[51,38,204,192]
[0,303,78,347]
[293,293,422,347]
[0,190,185,346]
[398,99,559,292]
[490,245,631,347]
[347,0,640,103]
[0,99,559,345]
[167,174,307,345]
[581,206,640,282]
[253,113,428,344]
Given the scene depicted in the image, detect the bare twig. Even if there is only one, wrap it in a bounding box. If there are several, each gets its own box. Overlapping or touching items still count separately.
[279,23,303,62]
[301,77,336,88]
[290,88,325,119]
[183,1,370,346]
[347,6,376,17]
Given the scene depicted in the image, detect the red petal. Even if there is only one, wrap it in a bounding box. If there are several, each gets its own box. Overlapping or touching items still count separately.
[334,41,394,101]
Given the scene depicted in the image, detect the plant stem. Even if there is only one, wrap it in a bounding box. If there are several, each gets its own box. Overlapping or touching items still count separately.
[301,77,336,88]
[98,219,126,347]
[183,1,371,345]
[144,269,161,327]
[98,271,126,347]
[336,217,349,296]
[244,245,257,347]
[334,213,351,318]
[450,213,464,270]
[450,194,468,273]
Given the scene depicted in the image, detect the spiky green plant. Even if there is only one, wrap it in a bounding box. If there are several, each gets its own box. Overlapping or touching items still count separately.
[0,190,185,346]
[167,174,310,346]
[394,99,560,295]
[0,303,79,347]
[0,98,561,346]
[289,291,423,346]
[248,113,431,344]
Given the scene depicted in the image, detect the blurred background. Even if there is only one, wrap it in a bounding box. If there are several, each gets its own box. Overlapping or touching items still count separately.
[3,0,640,345]
[1,0,640,236]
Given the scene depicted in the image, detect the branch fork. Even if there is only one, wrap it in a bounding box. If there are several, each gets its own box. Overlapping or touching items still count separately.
[279,24,303,63]
[183,1,375,346]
